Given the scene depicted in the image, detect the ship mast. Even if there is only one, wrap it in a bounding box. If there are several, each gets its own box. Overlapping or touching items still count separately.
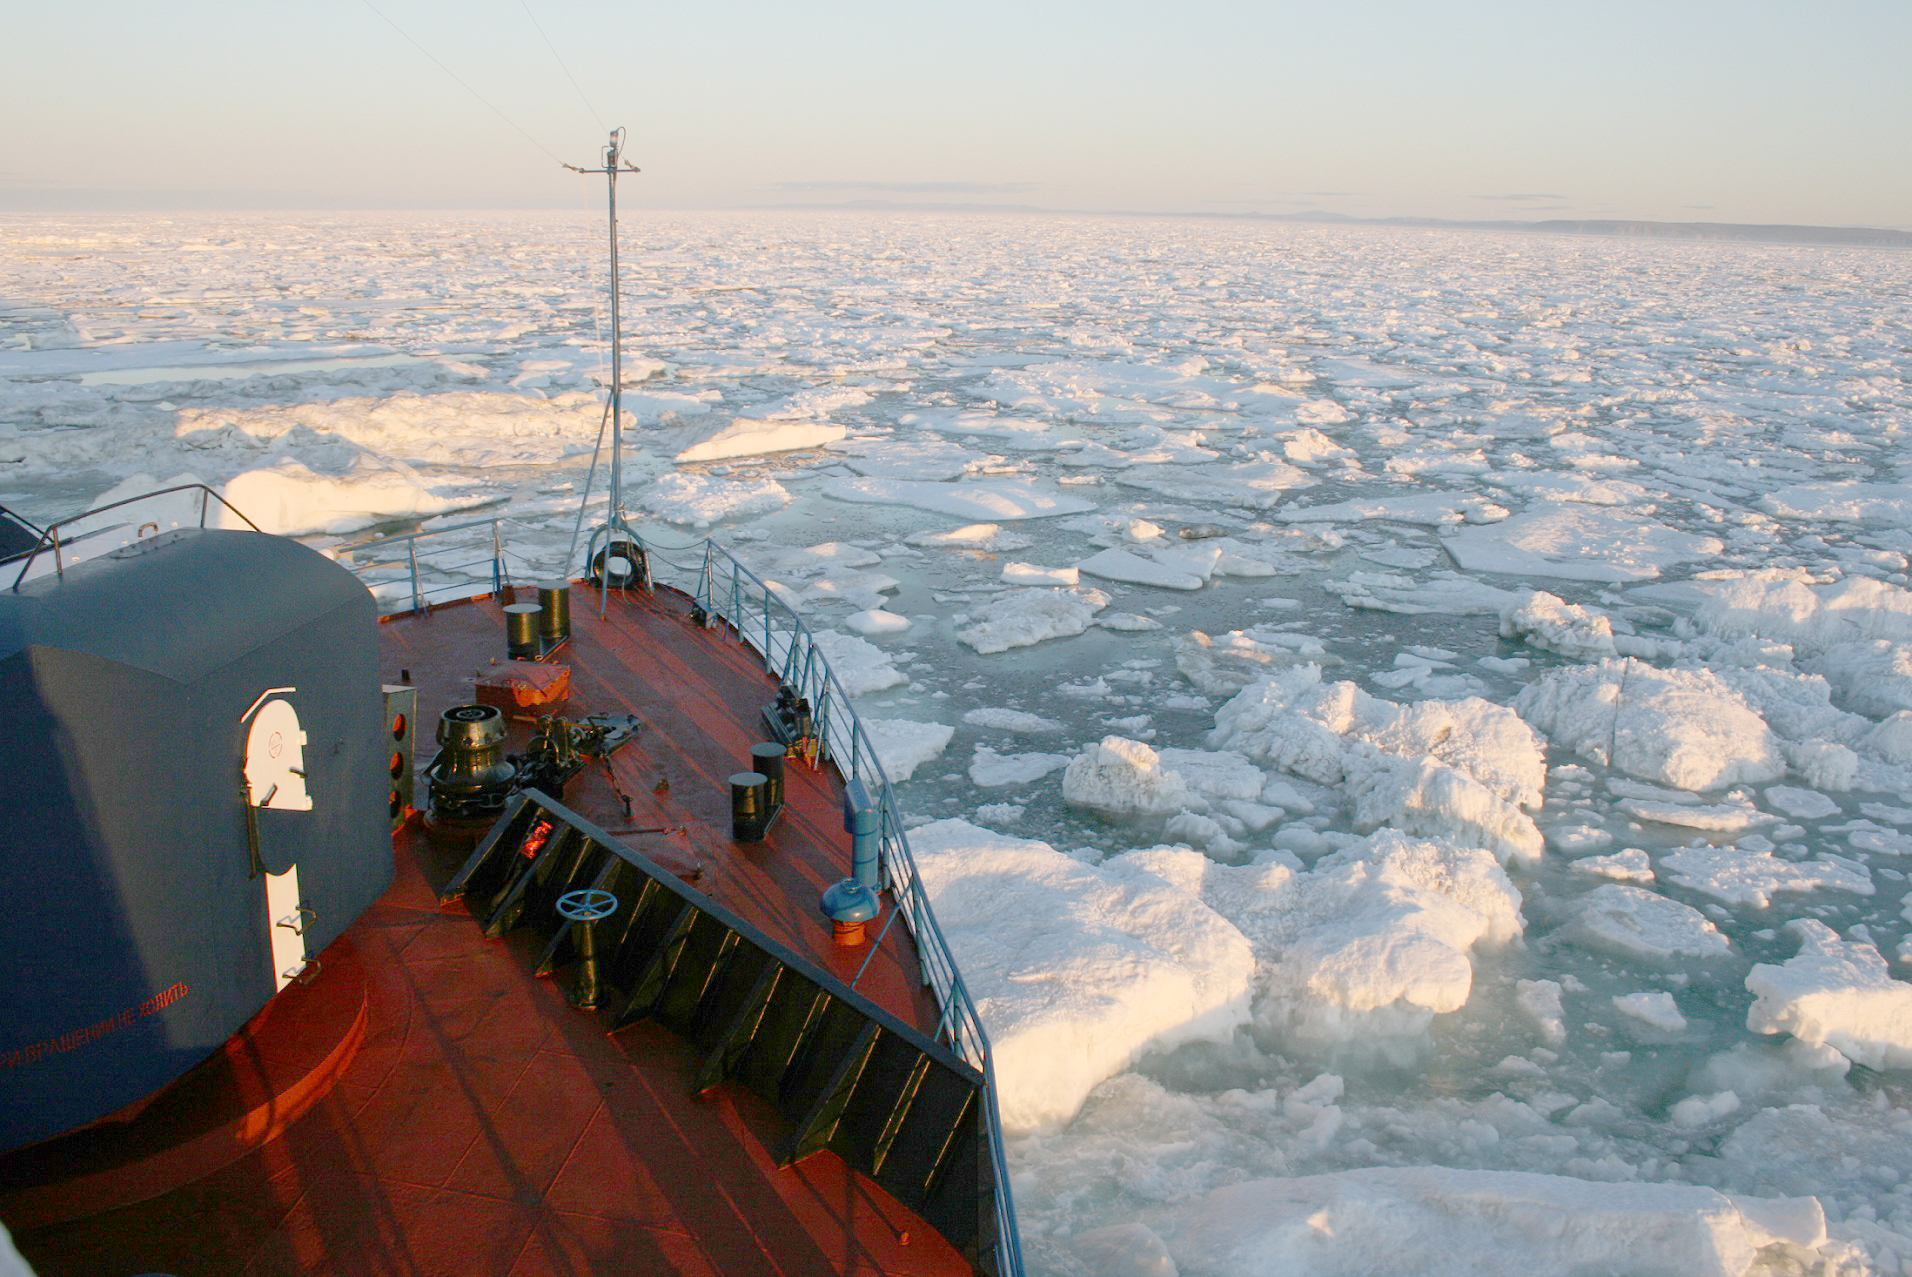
[564,129,641,589]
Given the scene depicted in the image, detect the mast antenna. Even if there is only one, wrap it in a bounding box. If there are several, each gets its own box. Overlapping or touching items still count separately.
[564,128,642,595]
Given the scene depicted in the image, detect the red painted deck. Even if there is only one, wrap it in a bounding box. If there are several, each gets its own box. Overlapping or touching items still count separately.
[2,584,969,1277]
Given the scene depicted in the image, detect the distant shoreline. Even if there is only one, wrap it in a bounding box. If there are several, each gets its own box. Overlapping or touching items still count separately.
[761,200,1912,250]
[2,199,1907,249]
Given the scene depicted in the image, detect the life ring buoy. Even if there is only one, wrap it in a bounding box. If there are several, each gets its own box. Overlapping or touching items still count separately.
[589,540,648,589]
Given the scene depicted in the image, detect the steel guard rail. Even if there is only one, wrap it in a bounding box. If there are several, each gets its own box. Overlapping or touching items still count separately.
[340,520,1025,1276]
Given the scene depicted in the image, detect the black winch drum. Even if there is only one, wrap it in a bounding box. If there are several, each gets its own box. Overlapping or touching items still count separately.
[504,602,543,659]
[730,771,769,842]
[537,583,571,646]
[749,742,787,809]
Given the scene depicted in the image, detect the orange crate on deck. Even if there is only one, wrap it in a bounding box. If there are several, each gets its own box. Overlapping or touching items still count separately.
[474,660,571,720]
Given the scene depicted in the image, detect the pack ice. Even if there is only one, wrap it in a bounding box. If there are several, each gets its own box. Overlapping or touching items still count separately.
[907,819,1253,1134]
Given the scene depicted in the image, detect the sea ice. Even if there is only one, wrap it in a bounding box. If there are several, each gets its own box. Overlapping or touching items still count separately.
[1810,639,1912,718]
[1765,785,1841,819]
[1616,792,1772,832]
[843,608,910,635]
[1747,920,1912,1070]
[1112,458,1312,508]
[1613,990,1689,1032]
[903,522,1034,551]
[1074,546,1203,590]
[955,586,1111,654]
[1447,507,1725,582]
[1123,829,1520,1034]
[968,746,1071,787]
[1514,660,1785,792]
[670,417,846,462]
[823,476,1097,521]
[213,457,485,537]
[1660,843,1873,908]
[770,628,905,698]
[1142,1166,1831,1277]
[1174,628,1329,695]
[962,707,1064,734]
[1276,492,1506,526]
[1565,884,1732,963]
[1499,590,1676,660]
[1324,571,1521,616]
[1000,561,1079,586]
[825,436,984,480]
[1761,481,1912,529]
[1570,848,1656,883]
[861,719,953,782]
[1061,736,1262,819]
[1209,665,1544,860]
[909,819,1253,1133]
[1680,571,1912,654]
[1516,979,1567,1044]
[637,471,790,526]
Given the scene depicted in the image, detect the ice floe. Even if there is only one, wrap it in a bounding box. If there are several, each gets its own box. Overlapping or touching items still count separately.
[1747,920,1912,1070]
[1565,884,1732,963]
[909,819,1253,1133]
[1514,660,1785,792]
[861,718,954,782]
[823,476,1097,521]
[1447,507,1725,582]
[955,585,1111,653]
[1135,1166,1832,1277]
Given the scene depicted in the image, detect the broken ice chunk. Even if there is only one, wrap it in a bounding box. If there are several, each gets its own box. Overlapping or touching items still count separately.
[1660,844,1872,909]
[910,819,1253,1133]
[1613,990,1688,1033]
[1564,884,1731,963]
[1746,919,1912,1070]
[1514,660,1784,792]
[1570,849,1654,884]
[1000,560,1079,586]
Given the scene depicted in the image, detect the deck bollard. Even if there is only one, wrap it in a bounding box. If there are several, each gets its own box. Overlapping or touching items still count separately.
[730,771,770,842]
[537,583,571,647]
[504,602,543,660]
[749,742,786,810]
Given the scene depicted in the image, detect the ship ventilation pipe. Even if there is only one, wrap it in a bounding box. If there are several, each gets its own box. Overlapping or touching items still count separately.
[819,878,878,947]
[730,771,770,842]
[842,777,880,891]
[749,742,786,810]
[504,603,543,660]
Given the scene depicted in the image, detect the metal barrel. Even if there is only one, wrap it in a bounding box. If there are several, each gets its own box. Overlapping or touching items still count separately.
[504,602,543,659]
[749,742,786,810]
[537,583,570,645]
[730,771,769,842]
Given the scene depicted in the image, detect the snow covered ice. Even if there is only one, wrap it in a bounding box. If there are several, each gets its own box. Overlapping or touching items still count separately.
[7,209,1912,1275]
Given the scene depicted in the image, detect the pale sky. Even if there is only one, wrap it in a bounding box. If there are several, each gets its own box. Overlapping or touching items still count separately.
[4,0,1908,227]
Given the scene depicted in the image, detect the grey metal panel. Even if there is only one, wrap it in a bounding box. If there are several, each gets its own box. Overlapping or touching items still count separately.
[0,528,368,686]
[0,527,391,1153]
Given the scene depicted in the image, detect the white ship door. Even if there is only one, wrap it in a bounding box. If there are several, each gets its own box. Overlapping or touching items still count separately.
[265,865,310,991]
[244,694,312,812]
[242,689,313,990]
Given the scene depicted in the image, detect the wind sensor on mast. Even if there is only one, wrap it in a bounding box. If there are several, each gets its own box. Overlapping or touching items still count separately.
[565,128,645,600]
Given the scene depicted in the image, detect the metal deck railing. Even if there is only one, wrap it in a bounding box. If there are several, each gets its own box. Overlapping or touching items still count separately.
[6,483,262,591]
[335,518,1025,1277]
